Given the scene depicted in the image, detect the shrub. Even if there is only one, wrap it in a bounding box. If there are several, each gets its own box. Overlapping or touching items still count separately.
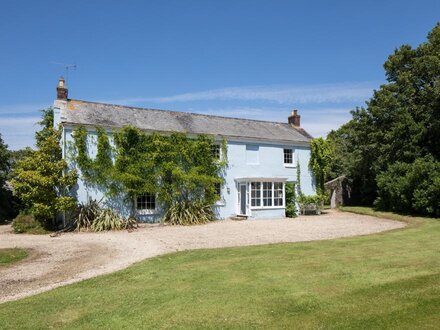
[75,199,137,231]
[376,157,440,217]
[163,200,215,225]
[76,199,101,230]
[12,213,46,234]
[90,208,137,232]
[285,182,297,218]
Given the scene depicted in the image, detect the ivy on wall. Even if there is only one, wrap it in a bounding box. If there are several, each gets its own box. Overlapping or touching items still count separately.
[71,125,227,214]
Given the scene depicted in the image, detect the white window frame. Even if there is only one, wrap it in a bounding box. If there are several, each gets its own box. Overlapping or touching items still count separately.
[283,148,295,167]
[250,181,285,210]
[211,143,221,160]
[135,192,158,215]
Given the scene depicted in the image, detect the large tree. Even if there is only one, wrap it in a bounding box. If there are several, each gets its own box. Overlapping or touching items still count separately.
[328,24,440,214]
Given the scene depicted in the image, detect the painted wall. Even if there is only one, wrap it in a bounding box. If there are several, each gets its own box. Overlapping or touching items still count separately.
[56,110,315,222]
[217,140,315,219]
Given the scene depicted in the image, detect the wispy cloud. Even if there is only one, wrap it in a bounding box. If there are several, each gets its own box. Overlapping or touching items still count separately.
[0,103,49,116]
[100,82,376,106]
[0,116,40,150]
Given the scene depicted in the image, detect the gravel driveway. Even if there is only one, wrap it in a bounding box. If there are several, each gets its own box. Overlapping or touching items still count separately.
[0,210,404,303]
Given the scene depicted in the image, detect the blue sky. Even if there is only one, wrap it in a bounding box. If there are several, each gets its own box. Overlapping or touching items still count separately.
[0,1,438,150]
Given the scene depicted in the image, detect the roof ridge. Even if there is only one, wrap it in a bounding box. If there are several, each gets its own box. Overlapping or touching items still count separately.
[68,99,292,126]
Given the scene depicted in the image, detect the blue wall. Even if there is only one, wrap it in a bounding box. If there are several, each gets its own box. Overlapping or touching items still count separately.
[57,119,315,222]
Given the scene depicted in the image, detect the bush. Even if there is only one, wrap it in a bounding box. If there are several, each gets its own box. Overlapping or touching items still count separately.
[163,200,215,225]
[76,199,101,230]
[285,182,297,218]
[75,199,137,231]
[91,208,137,232]
[376,157,440,217]
[12,213,47,234]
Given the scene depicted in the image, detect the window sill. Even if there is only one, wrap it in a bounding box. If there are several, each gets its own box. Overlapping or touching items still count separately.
[136,209,158,215]
[250,206,285,210]
[283,164,296,168]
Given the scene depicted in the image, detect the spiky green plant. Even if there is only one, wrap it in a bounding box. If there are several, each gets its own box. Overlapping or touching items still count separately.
[76,199,101,230]
[76,199,137,231]
[90,208,137,232]
[162,200,215,225]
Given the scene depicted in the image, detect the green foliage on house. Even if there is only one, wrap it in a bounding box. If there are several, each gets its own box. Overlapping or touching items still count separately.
[72,125,227,223]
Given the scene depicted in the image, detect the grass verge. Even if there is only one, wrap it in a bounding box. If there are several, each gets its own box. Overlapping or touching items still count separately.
[0,248,27,266]
[0,208,438,329]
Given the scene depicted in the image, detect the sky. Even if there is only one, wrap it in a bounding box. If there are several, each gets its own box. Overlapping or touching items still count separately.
[0,0,438,150]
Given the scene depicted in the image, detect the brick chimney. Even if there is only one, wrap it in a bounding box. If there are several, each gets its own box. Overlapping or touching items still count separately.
[288,109,300,127]
[56,77,68,100]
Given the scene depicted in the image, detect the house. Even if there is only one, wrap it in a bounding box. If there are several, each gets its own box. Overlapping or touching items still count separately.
[53,78,316,221]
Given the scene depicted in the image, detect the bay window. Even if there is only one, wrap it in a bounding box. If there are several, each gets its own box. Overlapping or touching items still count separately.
[250,181,285,208]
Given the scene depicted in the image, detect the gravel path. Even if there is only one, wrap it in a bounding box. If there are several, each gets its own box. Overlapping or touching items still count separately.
[0,210,404,303]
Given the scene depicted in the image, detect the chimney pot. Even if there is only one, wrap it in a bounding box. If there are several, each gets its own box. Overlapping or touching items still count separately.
[56,77,68,100]
[288,109,301,127]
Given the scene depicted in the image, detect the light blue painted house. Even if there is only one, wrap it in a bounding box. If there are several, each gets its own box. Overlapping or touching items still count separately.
[54,78,316,221]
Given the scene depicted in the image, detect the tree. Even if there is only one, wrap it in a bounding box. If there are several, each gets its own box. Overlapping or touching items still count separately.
[11,108,77,228]
[0,133,13,222]
[328,24,440,212]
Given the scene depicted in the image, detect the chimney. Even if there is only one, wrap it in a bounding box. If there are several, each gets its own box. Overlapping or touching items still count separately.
[56,77,68,100]
[288,109,301,127]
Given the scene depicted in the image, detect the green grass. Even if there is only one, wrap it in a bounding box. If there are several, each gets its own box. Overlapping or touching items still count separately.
[0,209,439,329]
[0,248,27,266]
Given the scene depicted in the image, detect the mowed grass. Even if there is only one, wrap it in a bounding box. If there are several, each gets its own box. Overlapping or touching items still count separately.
[0,248,27,266]
[0,209,439,329]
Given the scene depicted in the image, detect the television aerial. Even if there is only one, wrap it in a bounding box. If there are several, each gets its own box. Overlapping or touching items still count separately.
[52,62,77,84]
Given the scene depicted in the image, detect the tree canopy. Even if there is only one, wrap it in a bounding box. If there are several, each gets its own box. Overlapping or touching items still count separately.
[11,109,77,227]
[327,24,440,216]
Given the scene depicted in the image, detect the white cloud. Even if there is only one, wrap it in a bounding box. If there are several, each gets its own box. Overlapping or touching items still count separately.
[104,82,374,105]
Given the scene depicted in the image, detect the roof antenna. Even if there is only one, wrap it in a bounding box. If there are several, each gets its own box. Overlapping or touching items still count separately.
[52,62,77,85]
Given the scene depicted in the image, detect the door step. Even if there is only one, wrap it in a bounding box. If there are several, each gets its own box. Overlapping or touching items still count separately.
[230,215,248,221]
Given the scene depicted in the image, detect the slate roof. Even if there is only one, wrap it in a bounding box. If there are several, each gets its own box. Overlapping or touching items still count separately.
[62,99,312,143]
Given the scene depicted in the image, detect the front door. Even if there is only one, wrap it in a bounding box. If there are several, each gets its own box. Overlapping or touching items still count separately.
[240,184,247,215]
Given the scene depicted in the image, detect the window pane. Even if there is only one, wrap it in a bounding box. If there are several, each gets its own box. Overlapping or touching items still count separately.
[211,144,221,159]
[263,182,272,206]
[137,193,155,210]
[214,183,221,200]
[284,148,293,164]
[274,182,283,206]
[251,182,261,207]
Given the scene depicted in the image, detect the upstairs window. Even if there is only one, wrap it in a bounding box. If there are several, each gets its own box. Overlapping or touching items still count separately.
[136,192,156,211]
[284,148,293,165]
[211,144,221,160]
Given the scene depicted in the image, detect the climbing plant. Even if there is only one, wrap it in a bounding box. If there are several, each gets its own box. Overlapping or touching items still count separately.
[72,125,227,220]
[309,137,333,193]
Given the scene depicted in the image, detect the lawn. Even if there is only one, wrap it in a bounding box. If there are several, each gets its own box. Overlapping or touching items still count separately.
[0,248,27,266]
[0,209,439,329]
